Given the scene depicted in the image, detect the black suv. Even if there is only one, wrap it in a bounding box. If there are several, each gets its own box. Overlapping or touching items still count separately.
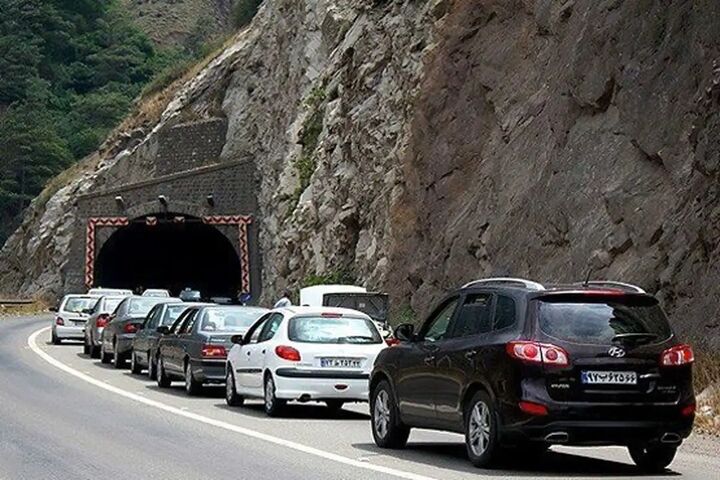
[370,278,695,472]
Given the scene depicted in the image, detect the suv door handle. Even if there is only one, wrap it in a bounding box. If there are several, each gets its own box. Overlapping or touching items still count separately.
[423,355,435,365]
[465,350,478,360]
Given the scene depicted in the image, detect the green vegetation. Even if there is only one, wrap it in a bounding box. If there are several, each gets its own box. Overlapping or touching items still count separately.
[288,85,327,208]
[302,268,356,288]
[391,304,418,327]
[232,0,264,29]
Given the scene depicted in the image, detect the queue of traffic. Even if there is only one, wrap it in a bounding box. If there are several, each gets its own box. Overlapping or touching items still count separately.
[48,278,696,473]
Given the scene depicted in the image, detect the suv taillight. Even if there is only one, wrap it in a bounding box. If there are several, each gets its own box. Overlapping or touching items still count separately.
[506,341,569,366]
[275,345,301,361]
[201,345,227,358]
[96,314,109,328]
[660,344,694,366]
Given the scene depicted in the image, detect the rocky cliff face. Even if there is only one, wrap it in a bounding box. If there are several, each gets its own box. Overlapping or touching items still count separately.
[2,0,720,342]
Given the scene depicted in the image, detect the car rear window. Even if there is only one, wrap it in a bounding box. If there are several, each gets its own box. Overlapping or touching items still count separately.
[102,297,123,313]
[163,304,189,325]
[537,294,672,345]
[127,298,167,316]
[288,316,382,344]
[199,308,265,332]
[63,297,97,313]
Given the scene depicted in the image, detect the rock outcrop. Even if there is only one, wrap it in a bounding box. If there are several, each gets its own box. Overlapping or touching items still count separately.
[2,0,720,343]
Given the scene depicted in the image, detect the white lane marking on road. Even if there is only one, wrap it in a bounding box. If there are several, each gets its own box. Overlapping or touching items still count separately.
[28,327,438,480]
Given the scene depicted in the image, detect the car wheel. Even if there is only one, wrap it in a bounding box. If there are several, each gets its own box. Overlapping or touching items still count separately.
[464,391,500,468]
[370,380,410,449]
[90,344,100,359]
[82,338,90,355]
[148,352,157,380]
[157,357,171,388]
[325,400,344,412]
[51,331,61,345]
[130,351,143,375]
[225,370,244,407]
[112,343,126,369]
[184,362,203,396]
[100,342,112,364]
[628,444,677,473]
[263,374,286,417]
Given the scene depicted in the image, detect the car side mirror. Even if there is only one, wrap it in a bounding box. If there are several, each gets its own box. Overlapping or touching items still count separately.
[156,325,170,335]
[49,306,58,312]
[394,323,416,342]
[231,334,244,345]
[82,308,92,314]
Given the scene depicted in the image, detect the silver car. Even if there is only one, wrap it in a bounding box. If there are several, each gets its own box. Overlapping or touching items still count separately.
[83,295,126,357]
[50,295,98,345]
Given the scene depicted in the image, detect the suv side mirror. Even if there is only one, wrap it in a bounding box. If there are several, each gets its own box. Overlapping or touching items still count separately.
[231,334,244,345]
[394,323,416,342]
[156,325,170,335]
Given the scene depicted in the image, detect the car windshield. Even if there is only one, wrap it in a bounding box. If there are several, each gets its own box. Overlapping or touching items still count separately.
[127,298,167,316]
[63,297,97,313]
[537,294,673,345]
[163,304,190,325]
[288,316,382,344]
[102,297,124,313]
[199,308,265,332]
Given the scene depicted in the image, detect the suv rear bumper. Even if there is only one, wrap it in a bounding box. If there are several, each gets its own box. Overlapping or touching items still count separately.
[503,418,693,446]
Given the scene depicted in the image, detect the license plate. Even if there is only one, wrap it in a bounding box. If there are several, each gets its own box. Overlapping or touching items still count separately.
[71,320,86,326]
[320,358,362,368]
[581,370,637,385]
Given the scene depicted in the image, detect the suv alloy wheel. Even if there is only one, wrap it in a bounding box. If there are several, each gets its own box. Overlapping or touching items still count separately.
[370,380,410,448]
[464,391,499,468]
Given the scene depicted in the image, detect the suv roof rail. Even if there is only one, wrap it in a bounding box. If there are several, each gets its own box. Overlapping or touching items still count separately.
[575,281,646,293]
[462,277,546,291]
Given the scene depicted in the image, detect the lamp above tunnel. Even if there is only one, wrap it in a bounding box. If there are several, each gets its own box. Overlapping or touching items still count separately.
[158,195,168,210]
[115,195,125,210]
[206,194,215,207]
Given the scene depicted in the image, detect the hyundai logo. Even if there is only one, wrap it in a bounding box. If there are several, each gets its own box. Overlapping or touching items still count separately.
[608,346,626,358]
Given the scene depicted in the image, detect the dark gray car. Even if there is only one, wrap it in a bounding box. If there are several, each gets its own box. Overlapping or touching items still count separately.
[156,305,267,395]
[131,302,209,378]
[100,296,178,368]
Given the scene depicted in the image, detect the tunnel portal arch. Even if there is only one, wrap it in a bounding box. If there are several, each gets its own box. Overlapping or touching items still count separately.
[88,214,251,299]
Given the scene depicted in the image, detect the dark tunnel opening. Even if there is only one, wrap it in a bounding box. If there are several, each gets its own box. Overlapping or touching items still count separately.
[94,215,242,298]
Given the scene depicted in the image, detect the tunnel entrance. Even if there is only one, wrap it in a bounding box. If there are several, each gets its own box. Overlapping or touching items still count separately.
[94,215,242,298]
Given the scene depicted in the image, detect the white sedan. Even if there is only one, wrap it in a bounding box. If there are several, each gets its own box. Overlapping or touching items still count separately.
[225,306,387,416]
[50,294,99,344]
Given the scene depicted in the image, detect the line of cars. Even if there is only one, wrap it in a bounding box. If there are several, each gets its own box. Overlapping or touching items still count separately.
[50,278,696,473]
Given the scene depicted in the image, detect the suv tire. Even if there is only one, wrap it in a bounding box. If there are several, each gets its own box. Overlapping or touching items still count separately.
[464,391,500,468]
[225,370,244,407]
[263,374,286,417]
[628,444,677,473]
[370,380,410,449]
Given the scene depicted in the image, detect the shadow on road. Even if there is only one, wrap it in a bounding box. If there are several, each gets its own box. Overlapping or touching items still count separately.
[352,442,680,477]
[214,401,370,421]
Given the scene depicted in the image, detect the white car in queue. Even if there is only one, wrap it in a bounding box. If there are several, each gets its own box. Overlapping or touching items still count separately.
[225,306,387,416]
[50,294,99,344]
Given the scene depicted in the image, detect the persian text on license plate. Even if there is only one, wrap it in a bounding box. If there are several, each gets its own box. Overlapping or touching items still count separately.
[320,358,362,368]
[581,370,637,385]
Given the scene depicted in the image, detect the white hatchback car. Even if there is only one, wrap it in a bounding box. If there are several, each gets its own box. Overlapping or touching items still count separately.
[225,307,387,416]
[51,295,99,344]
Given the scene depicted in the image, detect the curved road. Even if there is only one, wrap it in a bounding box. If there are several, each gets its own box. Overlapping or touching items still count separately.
[1,315,718,479]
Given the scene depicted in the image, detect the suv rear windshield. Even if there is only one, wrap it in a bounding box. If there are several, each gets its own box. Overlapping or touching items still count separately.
[288,316,382,344]
[537,294,672,345]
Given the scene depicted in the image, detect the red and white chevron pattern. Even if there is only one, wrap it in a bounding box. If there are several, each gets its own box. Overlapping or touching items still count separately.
[203,215,253,294]
[84,217,129,288]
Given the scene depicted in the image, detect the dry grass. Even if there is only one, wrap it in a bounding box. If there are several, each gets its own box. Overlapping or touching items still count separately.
[0,300,50,318]
[693,348,720,435]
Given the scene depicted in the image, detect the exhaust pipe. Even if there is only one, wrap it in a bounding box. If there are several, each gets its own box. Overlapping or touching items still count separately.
[544,432,569,443]
[297,394,311,403]
[660,433,682,444]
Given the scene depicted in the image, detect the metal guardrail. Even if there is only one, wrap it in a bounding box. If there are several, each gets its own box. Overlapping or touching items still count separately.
[0,299,34,305]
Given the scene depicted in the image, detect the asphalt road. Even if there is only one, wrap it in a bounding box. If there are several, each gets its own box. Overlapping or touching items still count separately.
[1,315,718,480]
